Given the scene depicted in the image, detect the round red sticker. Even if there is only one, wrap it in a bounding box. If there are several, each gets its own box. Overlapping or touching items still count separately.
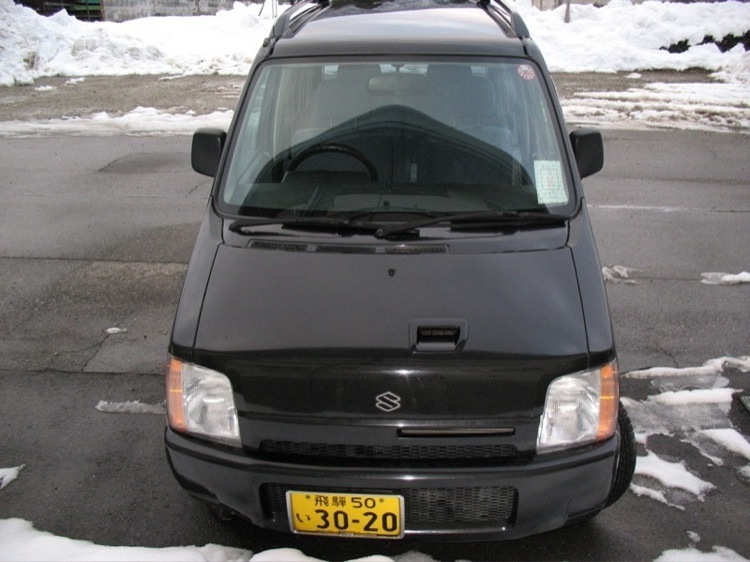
[517,64,536,81]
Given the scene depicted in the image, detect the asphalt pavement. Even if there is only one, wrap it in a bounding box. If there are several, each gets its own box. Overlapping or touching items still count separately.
[0,119,749,558]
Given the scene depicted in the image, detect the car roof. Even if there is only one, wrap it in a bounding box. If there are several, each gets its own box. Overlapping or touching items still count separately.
[266,0,532,59]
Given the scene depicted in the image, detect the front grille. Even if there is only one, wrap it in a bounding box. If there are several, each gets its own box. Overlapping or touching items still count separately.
[259,440,517,466]
[261,483,517,530]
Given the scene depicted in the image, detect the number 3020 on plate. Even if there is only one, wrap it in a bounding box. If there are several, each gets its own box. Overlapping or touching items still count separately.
[286,491,404,538]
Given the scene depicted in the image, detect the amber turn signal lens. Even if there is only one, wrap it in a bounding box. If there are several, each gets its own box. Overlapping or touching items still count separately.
[596,361,619,441]
[166,357,187,432]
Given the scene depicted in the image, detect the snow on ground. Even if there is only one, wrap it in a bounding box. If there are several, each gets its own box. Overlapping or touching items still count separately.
[702,272,750,285]
[602,265,639,284]
[0,466,24,490]
[622,356,750,511]
[0,518,256,562]
[700,429,750,461]
[624,356,750,381]
[561,79,750,132]
[1,0,750,133]
[0,106,234,137]
[604,267,750,287]
[95,400,166,414]
[654,545,749,562]
[0,518,432,562]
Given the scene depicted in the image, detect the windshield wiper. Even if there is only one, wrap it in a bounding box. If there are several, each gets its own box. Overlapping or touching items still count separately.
[229,210,567,239]
[373,210,568,239]
[228,216,381,236]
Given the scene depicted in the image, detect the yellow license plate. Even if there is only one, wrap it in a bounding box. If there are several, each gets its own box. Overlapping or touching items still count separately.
[286,491,404,538]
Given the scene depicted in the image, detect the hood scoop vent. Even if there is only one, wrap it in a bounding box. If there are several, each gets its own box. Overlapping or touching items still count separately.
[249,240,447,254]
[411,319,468,352]
[418,326,460,344]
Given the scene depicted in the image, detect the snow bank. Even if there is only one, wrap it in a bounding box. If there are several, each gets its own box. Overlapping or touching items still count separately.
[2,0,750,86]
[0,0,281,86]
[515,0,750,75]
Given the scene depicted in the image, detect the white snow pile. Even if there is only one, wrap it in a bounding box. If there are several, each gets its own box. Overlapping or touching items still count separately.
[0,0,280,86]
[514,0,750,74]
[0,465,24,490]
[601,265,750,287]
[654,530,749,562]
[655,544,749,562]
[630,451,715,510]
[602,265,639,284]
[0,106,235,137]
[95,400,166,414]
[623,356,750,509]
[701,271,750,285]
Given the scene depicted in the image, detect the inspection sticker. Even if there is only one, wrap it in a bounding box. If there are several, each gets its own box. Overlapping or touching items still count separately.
[517,64,536,81]
[534,160,568,205]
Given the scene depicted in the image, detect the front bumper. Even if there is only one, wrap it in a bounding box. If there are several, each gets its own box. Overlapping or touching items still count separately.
[165,428,618,541]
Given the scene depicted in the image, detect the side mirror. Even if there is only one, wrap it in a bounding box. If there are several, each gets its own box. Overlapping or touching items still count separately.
[191,128,227,177]
[569,128,604,179]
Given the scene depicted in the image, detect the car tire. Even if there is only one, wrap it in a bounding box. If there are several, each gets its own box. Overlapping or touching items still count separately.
[605,401,637,507]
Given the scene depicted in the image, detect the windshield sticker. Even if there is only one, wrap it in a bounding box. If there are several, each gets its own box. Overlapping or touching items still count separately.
[534,160,568,205]
[517,64,536,81]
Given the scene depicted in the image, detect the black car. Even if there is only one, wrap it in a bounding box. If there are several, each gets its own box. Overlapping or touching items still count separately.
[165,0,636,540]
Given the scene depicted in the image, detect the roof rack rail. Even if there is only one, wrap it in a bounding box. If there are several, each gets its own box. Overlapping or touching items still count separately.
[478,0,530,39]
[265,0,529,50]
[268,0,328,42]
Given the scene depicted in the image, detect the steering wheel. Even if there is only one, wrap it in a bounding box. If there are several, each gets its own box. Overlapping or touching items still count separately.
[288,143,378,182]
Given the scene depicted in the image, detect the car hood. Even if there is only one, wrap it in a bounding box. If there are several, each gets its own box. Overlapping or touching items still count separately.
[194,239,587,357]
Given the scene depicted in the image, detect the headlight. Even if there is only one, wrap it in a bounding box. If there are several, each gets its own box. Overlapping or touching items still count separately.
[536,361,618,454]
[167,357,241,447]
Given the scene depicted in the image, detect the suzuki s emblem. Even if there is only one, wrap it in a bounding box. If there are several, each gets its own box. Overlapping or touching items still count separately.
[375,391,401,412]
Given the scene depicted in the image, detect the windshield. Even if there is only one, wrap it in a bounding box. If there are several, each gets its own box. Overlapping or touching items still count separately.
[219,59,573,221]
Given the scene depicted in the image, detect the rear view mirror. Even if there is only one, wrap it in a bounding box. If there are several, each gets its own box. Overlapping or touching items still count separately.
[569,129,603,179]
[192,128,226,177]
